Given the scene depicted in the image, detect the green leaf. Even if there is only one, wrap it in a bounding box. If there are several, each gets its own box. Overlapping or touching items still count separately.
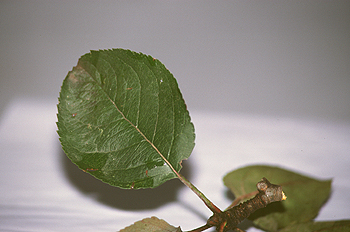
[57,49,195,189]
[279,220,350,232]
[223,165,331,231]
[119,217,182,232]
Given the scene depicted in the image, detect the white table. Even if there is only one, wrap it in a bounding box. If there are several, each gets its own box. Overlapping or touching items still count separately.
[1,99,349,231]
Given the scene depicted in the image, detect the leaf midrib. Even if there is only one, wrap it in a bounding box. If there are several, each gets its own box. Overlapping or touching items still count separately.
[82,52,179,178]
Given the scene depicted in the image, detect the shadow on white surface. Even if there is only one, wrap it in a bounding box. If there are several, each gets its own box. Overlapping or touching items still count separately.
[60,146,194,211]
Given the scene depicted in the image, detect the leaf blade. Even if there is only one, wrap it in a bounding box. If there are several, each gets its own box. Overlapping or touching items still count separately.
[57,49,195,189]
[119,217,182,232]
[279,220,350,232]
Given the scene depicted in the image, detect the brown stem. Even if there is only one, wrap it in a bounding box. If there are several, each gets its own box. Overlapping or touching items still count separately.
[225,190,258,211]
[205,178,286,232]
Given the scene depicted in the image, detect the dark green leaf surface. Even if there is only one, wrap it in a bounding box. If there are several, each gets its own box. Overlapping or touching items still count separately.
[57,49,195,189]
[279,220,350,232]
[223,165,331,231]
[119,217,182,232]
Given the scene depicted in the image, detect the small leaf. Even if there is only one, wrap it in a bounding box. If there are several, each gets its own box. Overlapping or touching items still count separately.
[119,217,182,232]
[223,165,331,231]
[57,49,195,189]
[279,220,350,232]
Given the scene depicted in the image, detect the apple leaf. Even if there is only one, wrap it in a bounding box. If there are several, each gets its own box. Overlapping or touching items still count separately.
[119,217,182,232]
[279,220,350,232]
[57,49,195,189]
[223,165,331,231]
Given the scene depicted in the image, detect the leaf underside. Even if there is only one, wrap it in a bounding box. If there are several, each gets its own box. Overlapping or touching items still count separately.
[279,220,350,232]
[119,217,182,232]
[57,49,195,189]
[223,165,332,232]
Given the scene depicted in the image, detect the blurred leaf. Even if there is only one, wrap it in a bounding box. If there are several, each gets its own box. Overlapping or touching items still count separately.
[279,220,350,232]
[223,165,331,231]
[120,217,182,232]
[57,49,195,189]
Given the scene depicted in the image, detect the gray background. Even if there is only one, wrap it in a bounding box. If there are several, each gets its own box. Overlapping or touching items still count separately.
[1,1,349,121]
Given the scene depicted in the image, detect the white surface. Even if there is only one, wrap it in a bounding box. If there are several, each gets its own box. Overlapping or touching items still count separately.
[1,99,349,231]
